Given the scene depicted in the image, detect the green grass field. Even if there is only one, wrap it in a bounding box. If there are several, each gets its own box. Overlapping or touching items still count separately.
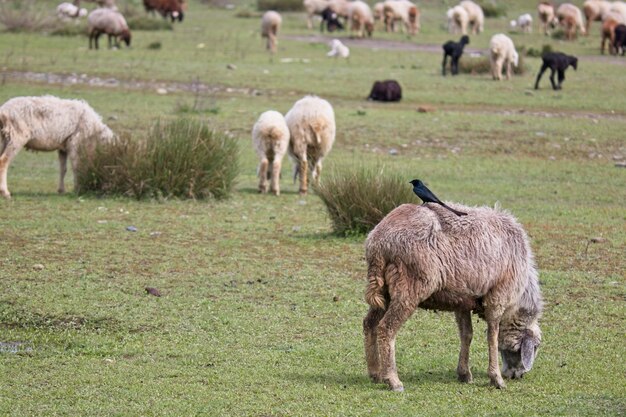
[1,0,625,415]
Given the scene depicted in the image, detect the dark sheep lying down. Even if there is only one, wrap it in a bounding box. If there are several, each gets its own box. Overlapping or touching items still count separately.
[534,52,578,90]
[442,35,470,76]
[367,80,402,102]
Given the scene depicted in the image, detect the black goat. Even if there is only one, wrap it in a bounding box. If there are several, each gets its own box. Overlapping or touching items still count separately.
[534,52,578,90]
[614,24,626,56]
[320,7,344,32]
[367,80,402,102]
[442,35,470,76]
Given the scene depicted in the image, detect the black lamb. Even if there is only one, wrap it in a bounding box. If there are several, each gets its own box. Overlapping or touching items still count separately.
[320,7,344,32]
[534,52,578,90]
[614,24,626,56]
[442,35,470,76]
[367,80,402,102]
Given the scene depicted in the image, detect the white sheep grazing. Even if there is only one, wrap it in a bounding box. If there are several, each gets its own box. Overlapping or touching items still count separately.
[0,95,115,199]
[261,11,282,54]
[489,33,518,81]
[537,1,558,35]
[383,0,420,35]
[556,3,586,39]
[285,96,335,195]
[252,111,290,195]
[583,0,612,33]
[327,38,350,58]
[460,0,484,34]
[348,0,375,38]
[87,8,131,49]
[510,13,533,33]
[303,0,330,29]
[447,5,469,34]
[328,0,350,19]
[57,2,88,21]
[373,2,385,29]
[609,1,626,23]
[364,203,543,391]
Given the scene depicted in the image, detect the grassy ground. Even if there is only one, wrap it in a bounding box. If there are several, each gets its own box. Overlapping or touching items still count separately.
[1,0,625,415]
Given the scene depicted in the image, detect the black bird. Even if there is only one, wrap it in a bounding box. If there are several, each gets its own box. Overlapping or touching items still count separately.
[410,179,467,216]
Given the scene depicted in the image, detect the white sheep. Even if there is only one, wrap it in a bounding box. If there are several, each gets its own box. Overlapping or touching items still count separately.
[348,0,375,38]
[364,203,543,391]
[383,0,420,36]
[327,38,350,58]
[284,96,335,195]
[537,1,558,35]
[252,111,290,195]
[303,0,330,29]
[87,8,131,49]
[446,5,469,34]
[373,2,385,29]
[510,13,533,33]
[57,2,88,22]
[328,0,351,19]
[489,33,518,81]
[0,95,115,199]
[583,0,612,33]
[261,11,282,54]
[460,0,484,34]
[609,1,626,23]
[556,3,586,39]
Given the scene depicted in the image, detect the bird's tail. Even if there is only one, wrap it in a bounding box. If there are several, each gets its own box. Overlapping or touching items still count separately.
[441,202,468,216]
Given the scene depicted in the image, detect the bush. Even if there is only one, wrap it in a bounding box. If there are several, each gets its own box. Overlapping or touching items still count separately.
[459,54,526,75]
[0,0,57,32]
[127,16,173,31]
[314,166,415,236]
[257,0,303,12]
[50,22,87,37]
[76,119,239,200]
[478,1,507,18]
[525,44,553,58]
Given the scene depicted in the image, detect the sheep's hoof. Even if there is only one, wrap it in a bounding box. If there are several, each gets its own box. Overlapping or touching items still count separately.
[383,378,404,392]
[299,189,308,196]
[1,191,11,199]
[57,189,65,194]
[271,189,279,196]
[490,377,506,389]
[458,372,473,383]
[369,373,382,383]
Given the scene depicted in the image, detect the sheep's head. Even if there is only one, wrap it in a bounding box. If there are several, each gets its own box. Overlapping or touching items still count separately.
[365,22,374,37]
[460,35,470,45]
[499,320,541,379]
[512,50,519,67]
[570,56,578,70]
[121,30,131,47]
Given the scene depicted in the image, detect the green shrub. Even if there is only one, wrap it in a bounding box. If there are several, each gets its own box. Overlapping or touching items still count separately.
[127,16,173,31]
[314,166,415,236]
[76,119,239,200]
[524,44,553,58]
[550,28,568,40]
[50,22,87,37]
[257,0,303,12]
[478,1,507,18]
[0,0,56,32]
[459,54,526,75]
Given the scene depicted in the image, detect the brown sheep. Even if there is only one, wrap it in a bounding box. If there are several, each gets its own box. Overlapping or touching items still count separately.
[364,203,543,391]
[143,0,184,22]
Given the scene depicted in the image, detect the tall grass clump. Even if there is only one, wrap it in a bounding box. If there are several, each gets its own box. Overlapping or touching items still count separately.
[314,166,414,236]
[127,16,173,31]
[257,0,302,12]
[459,55,526,75]
[0,0,56,32]
[478,1,507,17]
[76,119,239,200]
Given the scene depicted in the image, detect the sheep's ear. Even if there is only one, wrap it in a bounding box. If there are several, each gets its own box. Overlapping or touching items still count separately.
[521,336,537,371]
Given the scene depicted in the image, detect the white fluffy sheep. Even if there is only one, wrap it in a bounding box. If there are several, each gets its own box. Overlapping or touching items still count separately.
[328,0,350,19]
[373,2,385,28]
[609,1,626,23]
[447,5,469,34]
[303,0,330,29]
[383,0,420,36]
[583,0,612,33]
[57,2,87,21]
[537,1,558,35]
[284,96,335,195]
[348,0,375,38]
[364,203,543,391]
[87,8,131,49]
[460,0,484,34]
[261,11,282,54]
[489,34,519,81]
[556,3,586,39]
[327,38,350,58]
[252,111,290,195]
[510,13,533,33]
[0,96,115,199]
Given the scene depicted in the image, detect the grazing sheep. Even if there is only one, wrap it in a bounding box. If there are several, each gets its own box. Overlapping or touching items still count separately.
[320,6,344,32]
[373,2,385,29]
[460,0,484,34]
[537,1,558,35]
[327,38,350,58]
[57,2,87,21]
[557,3,586,39]
[383,0,420,36]
[534,52,578,90]
[285,96,335,195]
[0,96,115,199]
[510,13,533,33]
[252,111,290,195]
[442,35,470,76]
[601,13,623,54]
[583,0,612,34]
[609,1,626,23]
[88,8,131,49]
[143,0,184,22]
[363,203,543,391]
[328,0,351,20]
[489,34,519,81]
[303,0,331,29]
[367,80,402,102]
[261,11,282,54]
[348,0,375,38]
[447,5,469,34]
[614,23,626,54]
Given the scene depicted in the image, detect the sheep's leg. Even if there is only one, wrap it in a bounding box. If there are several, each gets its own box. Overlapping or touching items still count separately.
[442,53,448,76]
[454,310,473,383]
[363,307,385,382]
[298,157,308,195]
[557,69,565,89]
[57,150,68,194]
[549,68,558,90]
[534,64,548,89]
[451,55,460,75]
[258,158,269,193]
[486,318,505,389]
[505,60,512,80]
[312,160,322,185]
[270,158,281,195]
